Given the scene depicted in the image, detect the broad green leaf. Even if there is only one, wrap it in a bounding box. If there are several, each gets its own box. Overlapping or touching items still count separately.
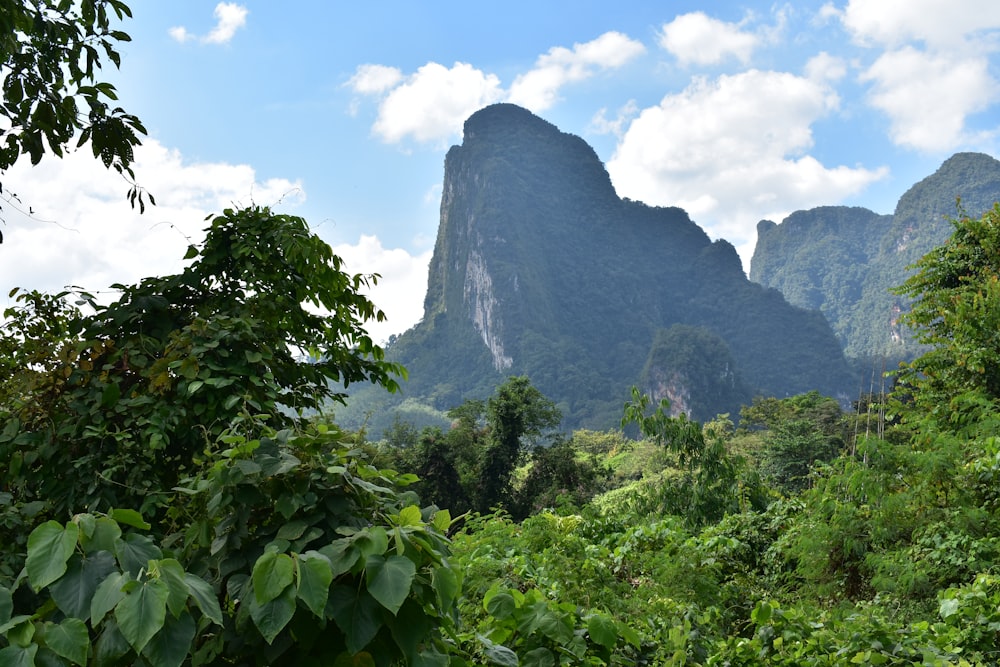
[431,509,451,533]
[153,559,189,618]
[432,566,460,612]
[50,551,116,620]
[397,505,422,527]
[387,599,432,661]
[114,578,169,654]
[0,616,32,637]
[80,517,122,555]
[276,520,309,540]
[0,587,11,626]
[26,521,79,591]
[44,618,89,666]
[329,586,382,655]
[249,582,296,644]
[412,651,449,667]
[587,613,617,651]
[109,509,150,531]
[142,610,196,667]
[183,574,222,626]
[365,554,416,616]
[101,381,120,408]
[523,647,555,667]
[319,540,360,578]
[485,593,516,621]
[0,644,38,667]
[115,533,162,576]
[94,620,131,667]
[354,527,388,558]
[251,552,294,605]
[476,634,518,667]
[296,551,333,617]
[5,618,34,647]
[91,572,129,623]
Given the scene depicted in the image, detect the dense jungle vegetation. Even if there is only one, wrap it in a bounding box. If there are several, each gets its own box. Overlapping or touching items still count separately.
[5,3,1000,664]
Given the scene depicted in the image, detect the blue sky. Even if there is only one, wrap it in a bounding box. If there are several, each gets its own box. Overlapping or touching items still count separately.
[3,1,1000,342]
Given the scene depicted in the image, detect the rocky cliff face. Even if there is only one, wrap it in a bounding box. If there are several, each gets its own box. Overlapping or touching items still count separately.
[377,104,855,429]
[751,152,1000,365]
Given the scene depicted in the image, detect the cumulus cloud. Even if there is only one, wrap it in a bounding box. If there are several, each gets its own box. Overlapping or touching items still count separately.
[607,69,887,269]
[589,100,640,137]
[0,141,429,342]
[169,2,248,45]
[507,32,645,111]
[330,237,432,343]
[839,0,1000,48]
[369,62,505,145]
[828,0,1000,152]
[861,48,998,151]
[658,12,759,66]
[348,31,644,145]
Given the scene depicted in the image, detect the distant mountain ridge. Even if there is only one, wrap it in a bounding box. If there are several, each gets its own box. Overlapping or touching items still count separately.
[751,152,1000,366]
[347,104,855,430]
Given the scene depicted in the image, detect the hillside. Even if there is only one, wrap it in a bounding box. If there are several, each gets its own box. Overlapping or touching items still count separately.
[345,104,855,431]
[751,152,1000,366]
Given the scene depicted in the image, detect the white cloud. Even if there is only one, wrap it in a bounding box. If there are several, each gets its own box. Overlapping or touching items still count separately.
[658,12,759,66]
[330,237,432,343]
[860,47,999,151]
[840,0,1000,48]
[805,52,847,83]
[348,31,644,145]
[607,69,887,270]
[368,62,505,145]
[508,31,645,111]
[1,140,302,308]
[169,3,248,45]
[348,64,404,95]
[589,100,640,137]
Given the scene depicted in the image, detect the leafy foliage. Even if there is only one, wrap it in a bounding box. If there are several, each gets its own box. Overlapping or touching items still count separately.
[0,0,150,222]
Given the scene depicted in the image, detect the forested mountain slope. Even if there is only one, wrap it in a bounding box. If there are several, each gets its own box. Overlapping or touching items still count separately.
[751,152,1000,366]
[355,104,854,429]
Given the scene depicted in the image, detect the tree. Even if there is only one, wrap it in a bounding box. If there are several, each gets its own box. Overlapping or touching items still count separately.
[1,0,148,236]
[0,206,404,525]
[477,376,560,513]
[894,203,1000,408]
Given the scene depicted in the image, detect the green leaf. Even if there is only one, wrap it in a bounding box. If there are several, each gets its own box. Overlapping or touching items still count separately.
[45,618,89,666]
[80,517,122,554]
[251,552,295,605]
[296,551,333,617]
[115,578,169,654]
[26,521,79,591]
[354,527,388,558]
[476,634,518,667]
[183,244,198,260]
[183,574,222,626]
[432,566,460,612]
[0,644,38,667]
[100,381,121,408]
[142,611,196,667]
[91,572,128,623]
[249,582,296,644]
[50,551,116,620]
[397,505,422,527]
[365,554,416,616]
[110,509,150,531]
[486,592,516,621]
[587,613,617,651]
[153,559,189,618]
[115,533,162,576]
[0,587,11,626]
[523,647,555,667]
[431,509,451,533]
[329,586,382,655]
[319,540,360,578]
[93,619,131,667]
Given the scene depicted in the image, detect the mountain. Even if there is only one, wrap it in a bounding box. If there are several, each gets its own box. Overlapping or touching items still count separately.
[751,152,1000,366]
[345,104,855,431]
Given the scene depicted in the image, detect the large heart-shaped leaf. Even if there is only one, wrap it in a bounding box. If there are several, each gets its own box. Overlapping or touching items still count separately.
[252,552,294,605]
[329,586,382,655]
[365,555,415,616]
[296,551,333,617]
[143,610,196,667]
[114,578,169,654]
[44,618,89,667]
[249,582,296,644]
[50,551,116,620]
[26,521,78,591]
